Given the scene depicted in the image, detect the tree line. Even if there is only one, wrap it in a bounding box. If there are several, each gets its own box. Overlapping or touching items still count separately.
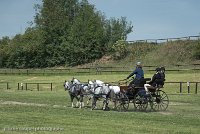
[0,0,133,68]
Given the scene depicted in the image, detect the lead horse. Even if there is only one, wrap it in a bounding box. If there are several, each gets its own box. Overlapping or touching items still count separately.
[64,78,90,108]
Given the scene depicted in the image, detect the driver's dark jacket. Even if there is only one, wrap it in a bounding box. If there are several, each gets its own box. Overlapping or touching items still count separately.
[127,67,144,86]
[127,67,144,80]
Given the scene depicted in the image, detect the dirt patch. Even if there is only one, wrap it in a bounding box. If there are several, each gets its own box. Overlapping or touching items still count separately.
[170,102,191,106]
[97,56,113,64]
[158,111,173,115]
[0,100,67,108]
[26,77,38,81]
[0,100,48,107]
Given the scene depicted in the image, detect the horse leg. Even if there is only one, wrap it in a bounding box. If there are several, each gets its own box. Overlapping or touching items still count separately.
[91,96,97,110]
[113,94,118,109]
[70,94,75,108]
[75,95,80,107]
[103,99,107,110]
[87,96,92,105]
[113,100,117,109]
[103,97,109,111]
[79,95,84,108]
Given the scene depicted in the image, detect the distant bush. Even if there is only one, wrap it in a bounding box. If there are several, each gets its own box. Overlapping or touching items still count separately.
[193,41,200,60]
[111,40,128,60]
[128,42,158,61]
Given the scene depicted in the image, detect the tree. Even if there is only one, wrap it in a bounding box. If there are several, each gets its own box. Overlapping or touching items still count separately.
[0,0,133,68]
[106,17,133,44]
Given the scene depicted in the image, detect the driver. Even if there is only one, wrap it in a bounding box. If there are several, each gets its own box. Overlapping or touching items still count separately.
[126,61,144,88]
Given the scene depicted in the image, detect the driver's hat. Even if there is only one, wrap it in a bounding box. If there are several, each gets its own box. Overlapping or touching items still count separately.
[136,61,141,66]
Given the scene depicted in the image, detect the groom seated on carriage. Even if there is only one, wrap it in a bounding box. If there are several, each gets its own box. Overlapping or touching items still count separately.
[144,67,165,93]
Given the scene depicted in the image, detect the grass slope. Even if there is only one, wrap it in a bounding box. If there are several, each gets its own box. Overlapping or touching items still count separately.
[86,40,200,68]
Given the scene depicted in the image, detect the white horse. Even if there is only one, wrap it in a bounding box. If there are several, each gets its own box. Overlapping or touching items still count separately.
[64,78,121,110]
[107,85,120,108]
[88,80,111,110]
[87,80,121,109]
[86,80,106,105]
[64,78,89,108]
[64,77,103,108]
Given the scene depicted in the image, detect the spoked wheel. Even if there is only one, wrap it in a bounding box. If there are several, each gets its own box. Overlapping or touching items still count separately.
[115,92,129,112]
[133,91,148,111]
[150,90,169,111]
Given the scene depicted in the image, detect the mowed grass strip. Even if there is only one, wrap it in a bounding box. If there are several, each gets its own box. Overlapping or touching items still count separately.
[0,91,200,134]
[0,73,200,133]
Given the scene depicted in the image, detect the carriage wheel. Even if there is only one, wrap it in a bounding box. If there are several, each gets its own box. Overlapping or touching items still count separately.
[116,92,129,112]
[150,90,169,111]
[133,91,148,111]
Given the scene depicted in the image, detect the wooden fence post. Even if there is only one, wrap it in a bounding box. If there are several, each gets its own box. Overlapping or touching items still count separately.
[195,83,198,94]
[37,83,39,91]
[187,82,190,93]
[179,82,182,93]
[25,83,27,90]
[21,83,23,90]
[51,83,52,91]
[6,82,9,90]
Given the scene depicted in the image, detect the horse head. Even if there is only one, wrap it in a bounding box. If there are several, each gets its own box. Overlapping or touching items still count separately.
[64,80,73,91]
[64,81,69,91]
[71,77,81,85]
[95,80,104,86]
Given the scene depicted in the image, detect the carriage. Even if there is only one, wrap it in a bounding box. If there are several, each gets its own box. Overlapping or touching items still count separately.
[114,78,169,112]
[64,76,169,112]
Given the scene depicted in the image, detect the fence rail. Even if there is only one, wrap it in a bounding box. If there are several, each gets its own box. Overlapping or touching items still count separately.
[165,82,199,94]
[0,81,199,94]
[0,82,9,89]
[0,63,200,75]
[17,83,53,91]
[127,35,200,44]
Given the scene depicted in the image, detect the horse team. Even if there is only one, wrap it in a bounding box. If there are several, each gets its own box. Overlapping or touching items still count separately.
[64,78,120,111]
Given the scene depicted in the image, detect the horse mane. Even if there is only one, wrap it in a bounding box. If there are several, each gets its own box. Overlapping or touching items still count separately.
[72,78,81,84]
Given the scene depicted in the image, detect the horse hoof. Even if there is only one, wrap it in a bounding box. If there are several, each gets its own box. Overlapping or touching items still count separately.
[103,107,110,111]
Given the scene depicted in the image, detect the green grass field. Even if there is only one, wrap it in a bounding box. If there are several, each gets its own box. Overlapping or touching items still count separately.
[0,73,200,134]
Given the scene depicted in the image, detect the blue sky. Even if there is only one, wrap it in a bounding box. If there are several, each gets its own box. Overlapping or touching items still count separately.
[0,0,200,40]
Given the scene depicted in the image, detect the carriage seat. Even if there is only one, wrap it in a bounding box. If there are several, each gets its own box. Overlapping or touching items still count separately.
[137,78,151,87]
[143,78,151,81]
